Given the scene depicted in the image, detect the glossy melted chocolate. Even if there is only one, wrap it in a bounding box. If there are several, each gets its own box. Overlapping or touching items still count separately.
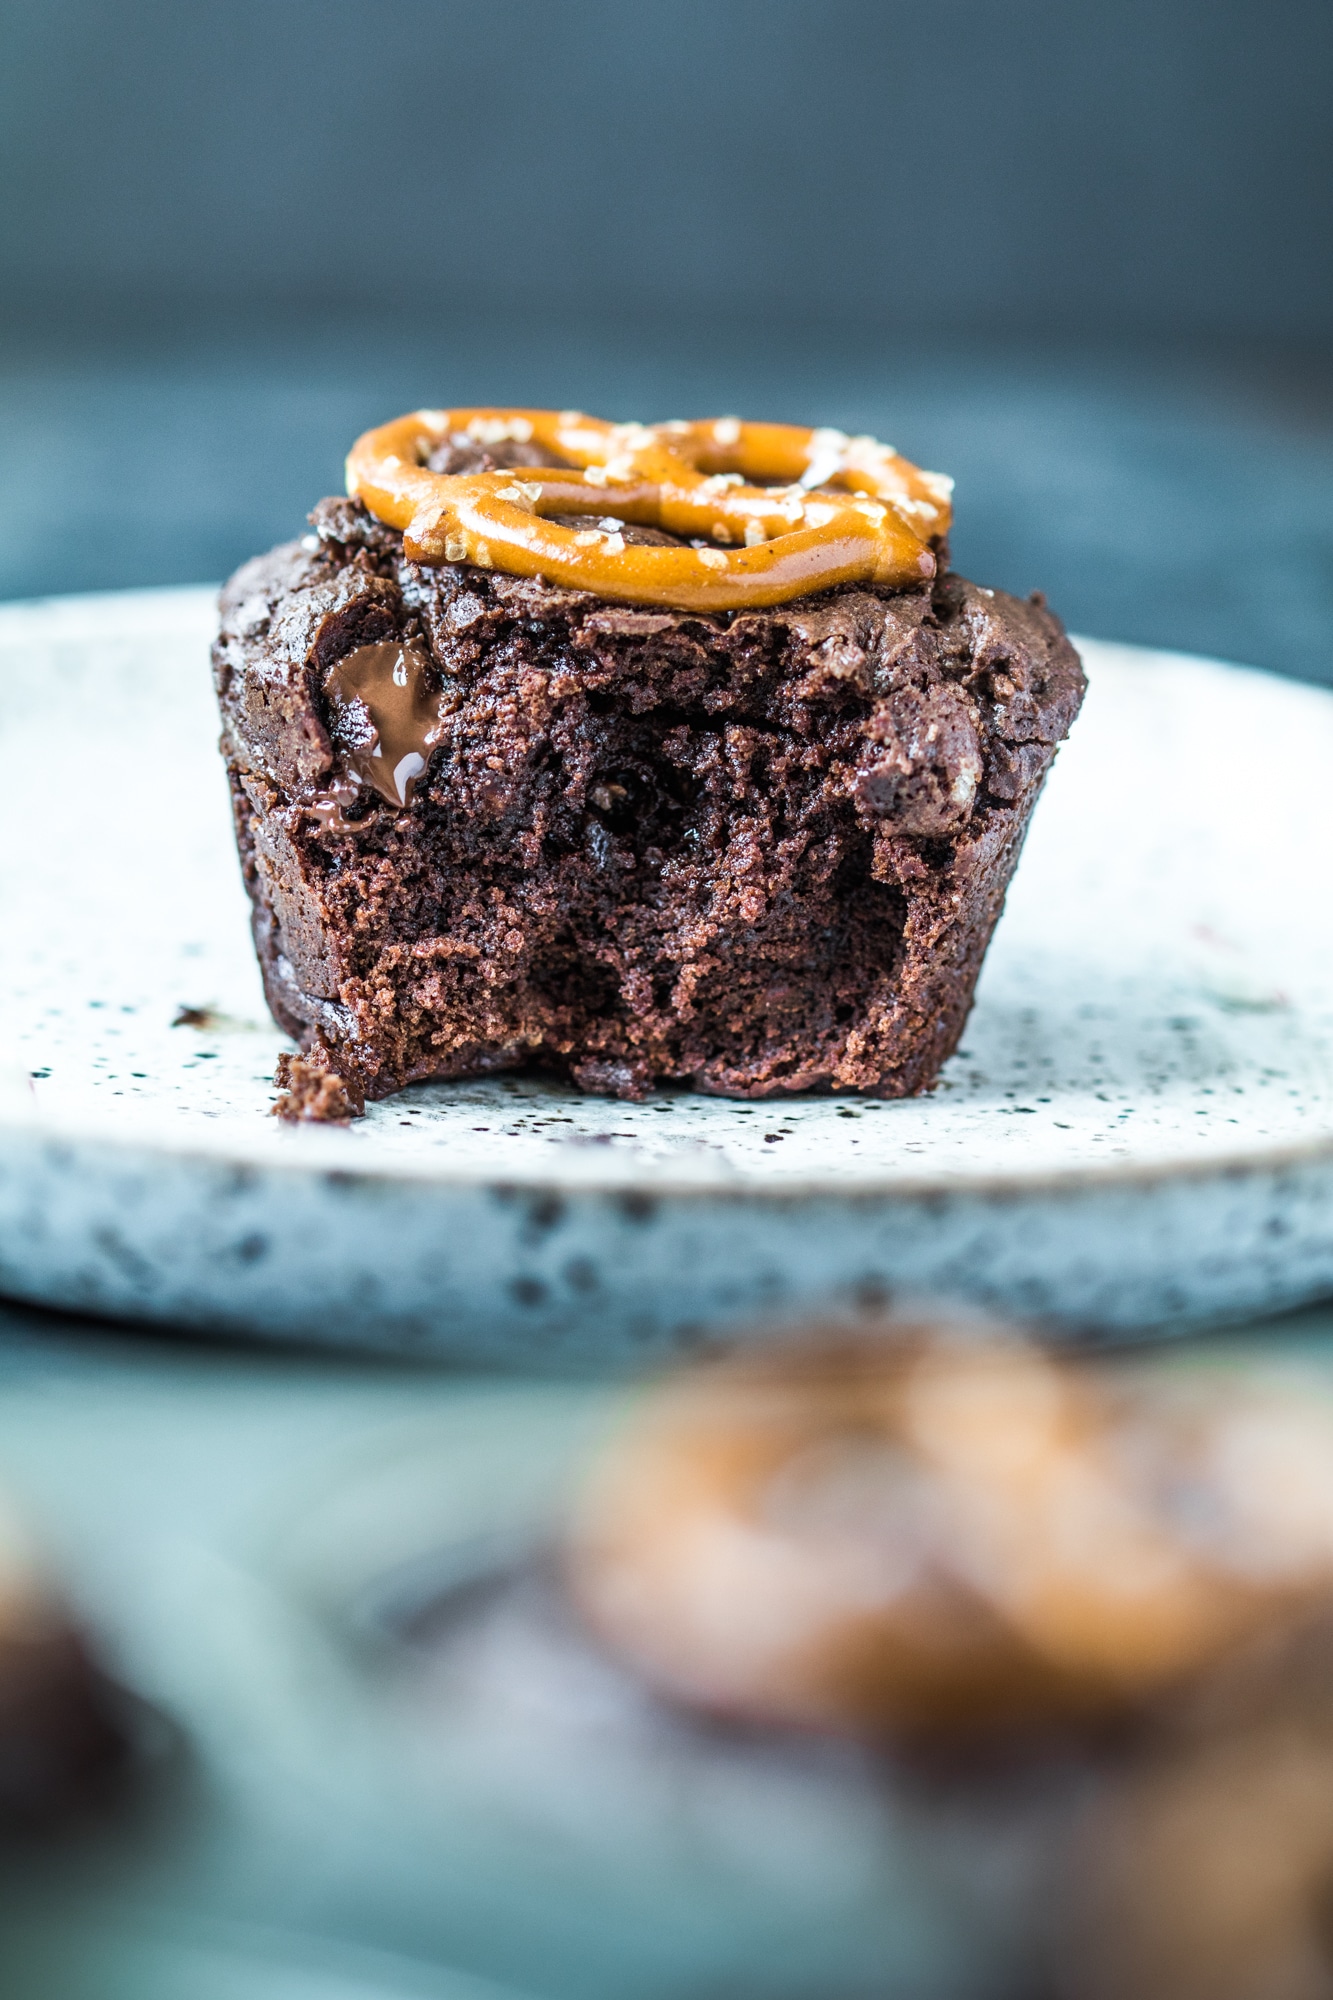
[324,642,442,807]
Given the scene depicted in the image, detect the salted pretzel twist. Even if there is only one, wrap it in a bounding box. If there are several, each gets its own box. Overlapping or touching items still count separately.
[345,408,952,611]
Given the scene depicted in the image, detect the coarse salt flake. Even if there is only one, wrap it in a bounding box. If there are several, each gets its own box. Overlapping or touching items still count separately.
[464,416,534,445]
[801,428,849,491]
[608,424,655,452]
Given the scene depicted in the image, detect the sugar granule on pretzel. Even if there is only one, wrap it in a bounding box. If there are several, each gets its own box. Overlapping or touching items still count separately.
[346,408,952,610]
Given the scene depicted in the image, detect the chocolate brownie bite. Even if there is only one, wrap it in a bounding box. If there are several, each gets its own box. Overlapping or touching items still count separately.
[214,412,1084,1108]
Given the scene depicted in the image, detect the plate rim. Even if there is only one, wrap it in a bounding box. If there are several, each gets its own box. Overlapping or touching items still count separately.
[4,1096,1332,1206]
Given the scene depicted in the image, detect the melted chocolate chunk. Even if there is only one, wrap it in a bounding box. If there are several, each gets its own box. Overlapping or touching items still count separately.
[324,642,444,806]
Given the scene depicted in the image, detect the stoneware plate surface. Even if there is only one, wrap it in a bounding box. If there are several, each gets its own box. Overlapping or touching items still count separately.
[2,587,1331,1361]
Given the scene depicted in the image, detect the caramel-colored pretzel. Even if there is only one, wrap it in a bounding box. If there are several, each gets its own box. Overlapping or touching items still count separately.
[345,408,952,611]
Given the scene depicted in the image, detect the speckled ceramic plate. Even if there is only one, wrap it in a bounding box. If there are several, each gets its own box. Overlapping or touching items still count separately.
[1,587,1331,1359]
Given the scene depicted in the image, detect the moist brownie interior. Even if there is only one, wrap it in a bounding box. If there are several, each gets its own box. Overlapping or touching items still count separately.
[214,435,1085,1106]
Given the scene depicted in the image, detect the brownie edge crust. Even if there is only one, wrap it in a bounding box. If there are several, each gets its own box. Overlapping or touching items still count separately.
[213,498,1085,1105]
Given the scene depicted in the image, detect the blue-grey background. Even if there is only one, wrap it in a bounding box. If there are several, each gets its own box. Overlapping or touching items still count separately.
[2,0,1330,679]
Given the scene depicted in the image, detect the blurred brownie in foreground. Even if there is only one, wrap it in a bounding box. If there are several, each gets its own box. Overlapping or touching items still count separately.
[213,408,1084,1114]
[0,1494,128,1824]
[566,1329,1333,1736]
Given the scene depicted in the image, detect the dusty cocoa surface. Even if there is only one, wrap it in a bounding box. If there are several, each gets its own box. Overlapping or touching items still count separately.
[214,464,1084,1105]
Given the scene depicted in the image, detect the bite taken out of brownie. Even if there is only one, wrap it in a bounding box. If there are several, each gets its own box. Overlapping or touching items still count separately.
[213,427,1085,1113]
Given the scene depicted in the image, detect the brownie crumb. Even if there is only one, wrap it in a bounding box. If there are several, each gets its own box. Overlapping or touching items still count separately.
[172,1004,214,1029]
[272,1046,366,1124]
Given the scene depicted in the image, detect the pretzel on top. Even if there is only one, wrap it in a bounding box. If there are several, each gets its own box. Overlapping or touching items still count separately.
[345,408,953,611]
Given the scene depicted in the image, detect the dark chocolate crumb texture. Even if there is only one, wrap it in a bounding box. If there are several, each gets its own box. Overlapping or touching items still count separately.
[214,421,1085,1109]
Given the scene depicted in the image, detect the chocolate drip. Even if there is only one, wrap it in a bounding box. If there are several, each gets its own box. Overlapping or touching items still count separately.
[324,642,443,807]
